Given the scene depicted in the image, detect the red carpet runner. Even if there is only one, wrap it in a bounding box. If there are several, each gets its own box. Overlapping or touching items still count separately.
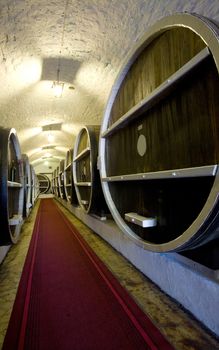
[3,199,174,350]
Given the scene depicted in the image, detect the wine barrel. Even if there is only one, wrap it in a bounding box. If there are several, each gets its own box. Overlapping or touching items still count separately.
[0,128,24,245]
[99,13,219,252]
[73,125,108,215]
[22,154,32,217]
[51,169,56,195]
[37,173,51,194]
[63,148,78,205]
[54,167,60,197]
[58,160,66,200]
[30,165,39,206]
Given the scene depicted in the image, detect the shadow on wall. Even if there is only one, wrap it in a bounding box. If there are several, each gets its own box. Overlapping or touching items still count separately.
[41,57,82,84]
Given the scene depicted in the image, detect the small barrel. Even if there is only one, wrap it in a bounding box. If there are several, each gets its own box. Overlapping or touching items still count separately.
[22,154,32,217]
[0,128,24,245]
[99,13,219,252]
[37,173,51,194]
[73,125,108,215]
[58,160,66,199]
[63,149,78,205]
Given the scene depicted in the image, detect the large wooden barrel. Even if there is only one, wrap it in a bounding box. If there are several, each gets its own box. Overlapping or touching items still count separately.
[99,13,219,252]
[73,125,108,215]
[30,165,39,206]
[0,128,24,244]
[51,169,56,195]
[22,154,32,217]
[54,167,60,197]
[37,173,51,194]
[58,160,66,200]
[63,148,78,205]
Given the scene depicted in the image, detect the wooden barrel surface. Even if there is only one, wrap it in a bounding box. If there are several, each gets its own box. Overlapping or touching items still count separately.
[0,128,24,245]
[37,173,51,194]
[73,125,108,215]
[58,160,66,199]
[99,13,219,252]
[63,148,78,205]
[22,154,32,217]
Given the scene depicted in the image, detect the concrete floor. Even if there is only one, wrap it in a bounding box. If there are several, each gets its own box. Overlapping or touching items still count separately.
[0,198,219,350]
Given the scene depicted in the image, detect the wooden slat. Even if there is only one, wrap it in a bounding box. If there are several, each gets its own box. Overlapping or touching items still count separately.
[65,163,72,170]
[7,181,23,188]
[9,214,23,225]
[73,147,90,162]
[102,165,217,182]
[75,182,92,187]
[125,212,157,228]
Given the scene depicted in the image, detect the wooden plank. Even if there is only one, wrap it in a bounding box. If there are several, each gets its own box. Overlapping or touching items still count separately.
[125,212,157,228]
[7,181,23,188]
[73,147,90,162]
[102,165,217,182]
[75,182,92,187]
[9,214,23,225]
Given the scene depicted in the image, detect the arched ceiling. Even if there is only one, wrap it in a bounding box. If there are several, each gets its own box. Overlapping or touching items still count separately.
[0,0,218,172]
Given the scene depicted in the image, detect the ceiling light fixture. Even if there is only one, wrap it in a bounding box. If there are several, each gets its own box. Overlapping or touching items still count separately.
[42,155,53,159]
[42,123,62,131]
[52,0,69,98]
[52,68,64,98]
[42,123,62,143]
[47,132,55,143]
[44,152,52,158]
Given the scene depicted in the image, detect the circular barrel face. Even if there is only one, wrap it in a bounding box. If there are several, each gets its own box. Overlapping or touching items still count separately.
[0,128,24,244]
[73,125,108,215]
[63,149,78,205]
[73,126,98,213]
[99,13,219,252]
[37,173,51,194]
[22,154,31,217]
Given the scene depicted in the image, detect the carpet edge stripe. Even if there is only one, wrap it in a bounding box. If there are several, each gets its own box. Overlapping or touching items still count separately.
[17,205,42,350]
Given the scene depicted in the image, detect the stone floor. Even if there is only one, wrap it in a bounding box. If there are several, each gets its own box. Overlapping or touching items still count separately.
[0,198,219,349]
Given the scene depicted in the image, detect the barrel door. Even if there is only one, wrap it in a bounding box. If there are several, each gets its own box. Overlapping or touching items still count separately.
[63,149,78,205]
[22,154,32,217]
[0,128,24,244]
[73,125,108,215]
[99,13,219,252]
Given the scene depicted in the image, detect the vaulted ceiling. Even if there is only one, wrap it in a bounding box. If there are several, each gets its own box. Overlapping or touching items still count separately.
[0,0,218,172]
